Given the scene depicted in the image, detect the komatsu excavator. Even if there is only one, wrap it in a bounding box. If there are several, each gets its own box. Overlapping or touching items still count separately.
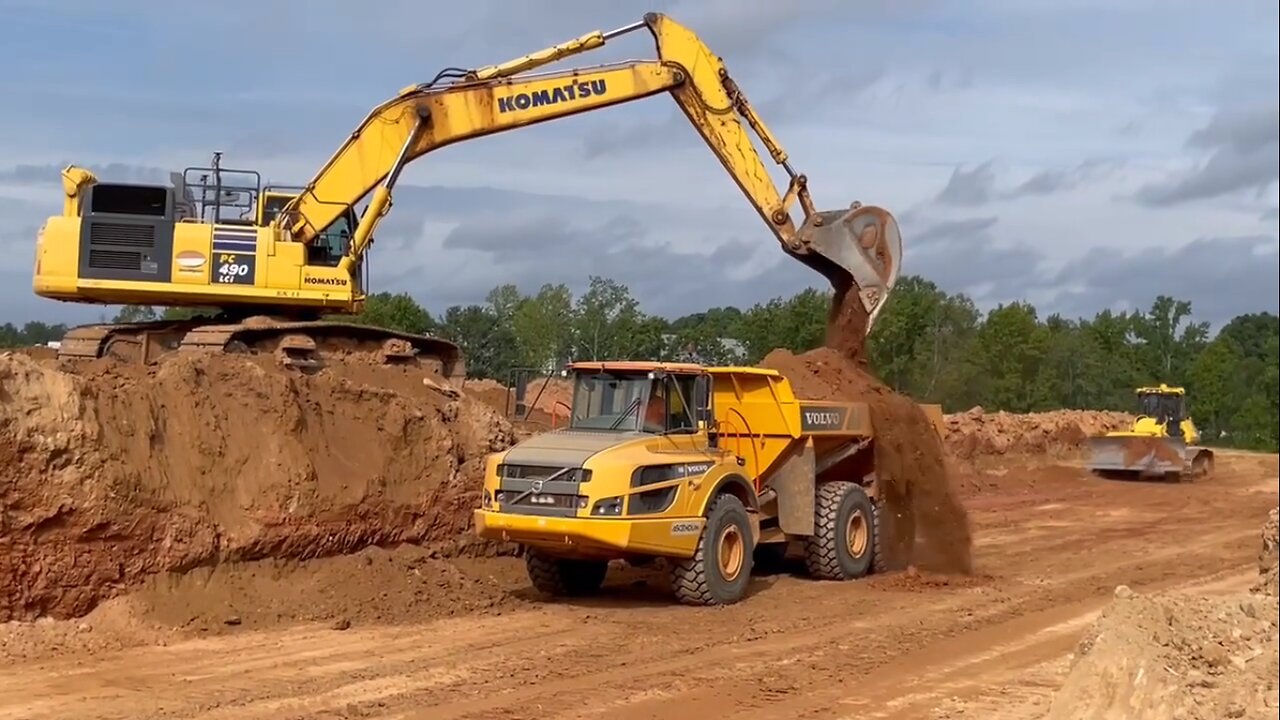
[33,13,902,374]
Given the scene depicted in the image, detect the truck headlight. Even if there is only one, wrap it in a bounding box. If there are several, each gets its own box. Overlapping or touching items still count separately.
[591,496,623,516]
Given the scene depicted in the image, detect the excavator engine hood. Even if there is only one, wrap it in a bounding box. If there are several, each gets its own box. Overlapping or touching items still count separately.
[793,204,902,330]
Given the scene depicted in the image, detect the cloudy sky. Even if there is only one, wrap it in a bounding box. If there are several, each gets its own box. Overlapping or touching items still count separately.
[1,0,1277,329]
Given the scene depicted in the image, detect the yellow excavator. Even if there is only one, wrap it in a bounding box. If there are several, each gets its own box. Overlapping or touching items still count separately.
[1086,384,1214,482]
[32,13,902,376]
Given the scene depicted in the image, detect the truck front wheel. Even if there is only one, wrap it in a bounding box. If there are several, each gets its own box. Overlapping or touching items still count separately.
[805,481,876,581]
[670,493,754,606]
[524,549,608,597]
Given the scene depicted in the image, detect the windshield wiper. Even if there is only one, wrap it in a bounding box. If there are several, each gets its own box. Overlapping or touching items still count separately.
[608,397,641,430]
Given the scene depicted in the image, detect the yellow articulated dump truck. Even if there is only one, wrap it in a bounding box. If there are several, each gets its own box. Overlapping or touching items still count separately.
[474,360,891,606]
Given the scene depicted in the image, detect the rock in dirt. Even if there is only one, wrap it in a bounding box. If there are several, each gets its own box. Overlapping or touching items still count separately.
[0,351,518,622]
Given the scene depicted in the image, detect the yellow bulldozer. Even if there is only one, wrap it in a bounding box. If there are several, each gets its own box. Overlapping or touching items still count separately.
[1085,384,1214,482]
[31,13,901,376]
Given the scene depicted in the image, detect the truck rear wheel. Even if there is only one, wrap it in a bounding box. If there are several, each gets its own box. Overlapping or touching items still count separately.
[524,550,608,597]
[670,494,754,606]
[805,481,876,581]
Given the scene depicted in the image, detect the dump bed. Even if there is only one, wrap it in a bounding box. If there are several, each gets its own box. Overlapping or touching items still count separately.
[706,367,873,486]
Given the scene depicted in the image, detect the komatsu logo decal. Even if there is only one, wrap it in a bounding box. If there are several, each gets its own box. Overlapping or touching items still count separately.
[304,276,347,287]
[498,79,608,114]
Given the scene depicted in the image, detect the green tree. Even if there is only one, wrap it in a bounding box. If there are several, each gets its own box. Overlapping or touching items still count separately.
[974,301,1049,412]
[1186,336,1244,439]
[351,292,436,334]
[112,305,158,323]
[511,283,575,370]
[438,304,521,381]
[738,287,829,363]
[572,276,654,360]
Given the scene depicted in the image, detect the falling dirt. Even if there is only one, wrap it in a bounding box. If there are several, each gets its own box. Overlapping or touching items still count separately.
[824,278,872,363]
[759,282,974,575]
[0,350,516,622]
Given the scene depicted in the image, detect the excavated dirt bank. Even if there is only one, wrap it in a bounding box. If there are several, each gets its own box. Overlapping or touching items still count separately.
[945,406,1132,460]
[1045,507,1280,719]
[0,351,516,622]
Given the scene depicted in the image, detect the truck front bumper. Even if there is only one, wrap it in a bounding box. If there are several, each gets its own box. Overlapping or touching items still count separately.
[473,510,702,558]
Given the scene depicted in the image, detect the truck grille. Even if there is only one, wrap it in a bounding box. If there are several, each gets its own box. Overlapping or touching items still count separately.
[499,464,591,483]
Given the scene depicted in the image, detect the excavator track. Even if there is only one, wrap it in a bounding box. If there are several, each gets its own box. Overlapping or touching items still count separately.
[56,319,465,382]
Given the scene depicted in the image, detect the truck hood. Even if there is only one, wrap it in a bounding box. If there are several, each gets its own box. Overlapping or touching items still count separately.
[502,429,642,468]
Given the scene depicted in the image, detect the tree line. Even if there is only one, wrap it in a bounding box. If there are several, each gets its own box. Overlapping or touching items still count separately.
[4,274,1276,452]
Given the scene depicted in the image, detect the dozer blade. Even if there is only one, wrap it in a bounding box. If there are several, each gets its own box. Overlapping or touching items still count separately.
[1086,435,1187,478]
[793,204,902,331]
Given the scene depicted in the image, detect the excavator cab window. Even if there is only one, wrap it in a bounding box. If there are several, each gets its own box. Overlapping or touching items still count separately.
[306,213,352,268]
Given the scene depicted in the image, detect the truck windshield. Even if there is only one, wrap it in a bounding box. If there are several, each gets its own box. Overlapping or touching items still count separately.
[570,373,655,432]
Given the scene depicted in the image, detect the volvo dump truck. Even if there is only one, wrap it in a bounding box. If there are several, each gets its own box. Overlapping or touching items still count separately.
[1086,384,1214,482]
[32,13,901,374]
[474,360,897,606]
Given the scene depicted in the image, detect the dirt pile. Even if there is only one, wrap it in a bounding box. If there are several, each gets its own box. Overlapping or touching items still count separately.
[0,350,517,622]
[1045,508,1280,719]
[944,406,1134,459]
[1257,507,1279,597]
[760,283,973,575]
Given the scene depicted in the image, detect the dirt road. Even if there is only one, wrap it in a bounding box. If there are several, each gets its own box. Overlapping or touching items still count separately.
[1,449,1275,720]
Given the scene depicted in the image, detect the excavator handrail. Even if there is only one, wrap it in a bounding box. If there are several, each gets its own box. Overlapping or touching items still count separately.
[275,12,901,328]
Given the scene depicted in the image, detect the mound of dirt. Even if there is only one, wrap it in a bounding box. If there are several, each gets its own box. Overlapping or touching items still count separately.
[1046,509,1280,719]
[758,346,973,575]
[1257,507,1279,597]
[943,406,1133,459]
[0,350,518,622]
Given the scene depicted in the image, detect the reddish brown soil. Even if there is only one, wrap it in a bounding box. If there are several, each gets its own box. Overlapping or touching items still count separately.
[0,350,515,622]
[1,450,1273,719]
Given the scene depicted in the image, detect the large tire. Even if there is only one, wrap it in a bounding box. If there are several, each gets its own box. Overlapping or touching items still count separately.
[670,494,754,606]
[805,481,876,581]
[870,496,890,574]
[524,550,608,597]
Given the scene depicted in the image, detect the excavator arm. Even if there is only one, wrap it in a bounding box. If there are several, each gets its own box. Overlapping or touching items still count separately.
[277,13,902,328]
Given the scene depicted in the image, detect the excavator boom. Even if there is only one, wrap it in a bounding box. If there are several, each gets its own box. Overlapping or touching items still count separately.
[278,13,902,329]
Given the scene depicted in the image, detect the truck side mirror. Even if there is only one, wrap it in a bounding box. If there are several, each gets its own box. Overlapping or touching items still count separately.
[694,374,716,447]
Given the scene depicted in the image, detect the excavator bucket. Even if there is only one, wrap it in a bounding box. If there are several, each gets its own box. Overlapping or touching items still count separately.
[1086,434,1187,478]
[793,204,902,330]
